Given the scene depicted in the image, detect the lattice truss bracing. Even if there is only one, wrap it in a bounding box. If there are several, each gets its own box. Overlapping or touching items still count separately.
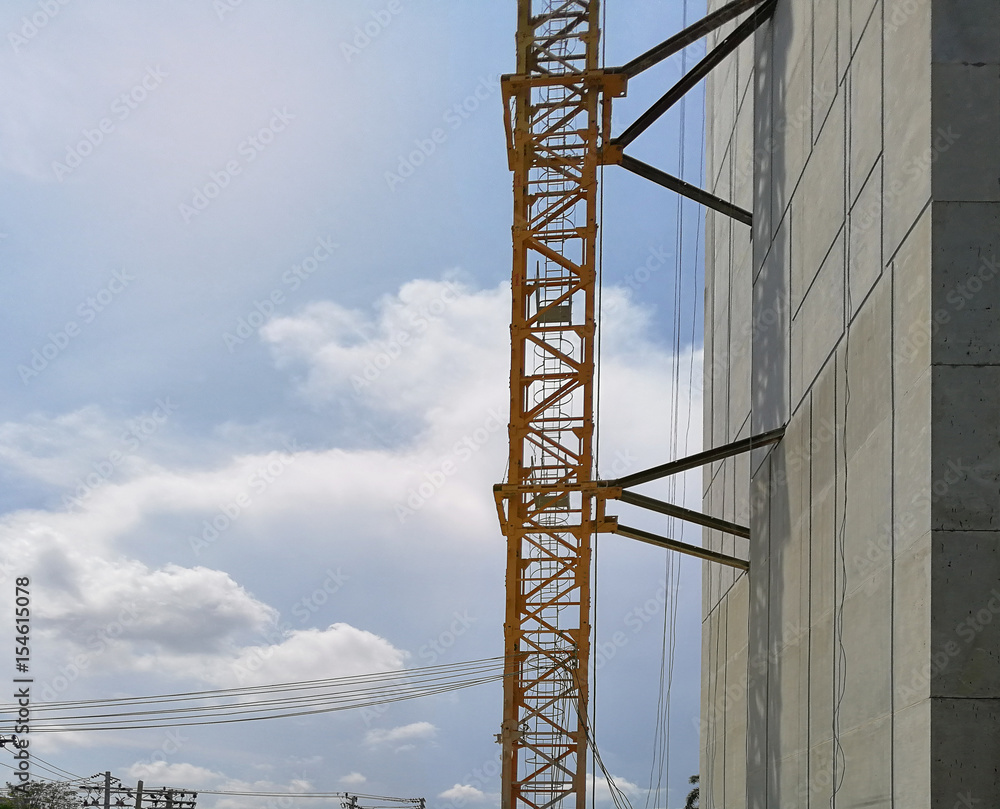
[494,3,606,809]
[495,3,780,809]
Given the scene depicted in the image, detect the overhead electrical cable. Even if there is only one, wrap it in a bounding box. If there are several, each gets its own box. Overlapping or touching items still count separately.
[0,657,507,733]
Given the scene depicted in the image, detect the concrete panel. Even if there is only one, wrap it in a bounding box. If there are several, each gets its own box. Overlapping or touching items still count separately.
[812,0,840,136]
[837,714,893,808]
[931,365,1000,531]
[931,698,1000,802]
[747,495,770,808]
[811,482,837,619]
[771,512,807,651]
[811,355,839,497]
[849,159,884,315]
[770,0,814,221]
[791,91,845,292]
[846,274,891,458]
[724,627,749,809]
[894,369,932,552]
[753,24,775,257]
[730,256,753,434]
[894,535,932,709]
[734,62,755,216]
[786,395,812,528]
[845,416,893,586]
[735,439,751,528]
[809,609,835,745]
[712,296,731,448]
[774,751,806,809]
[807,738,837,807]
[930,202,1000,364]
[931,0,1000,64]
[931,532,1000,699]
[892,207,932,395]
[702,607,727,808]
[751,214,790,434]
[750,456,772,563]
[851,0,880,55]
[931,64,1000,202]
[842,563,892,730]
[791,229,845,406]
[883,0,931,259]
[849,10,883,201]
[706,70,717,188]
[838,0,851,84]
[894,699,931,809]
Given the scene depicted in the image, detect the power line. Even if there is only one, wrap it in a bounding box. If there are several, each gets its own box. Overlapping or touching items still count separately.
[0,657,507,733]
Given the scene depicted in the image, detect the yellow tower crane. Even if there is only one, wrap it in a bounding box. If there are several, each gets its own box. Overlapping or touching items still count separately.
[495,3,781,809]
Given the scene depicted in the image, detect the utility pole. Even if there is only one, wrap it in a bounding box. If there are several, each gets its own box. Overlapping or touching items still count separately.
[104,772,111,809]
[135,781,144,809]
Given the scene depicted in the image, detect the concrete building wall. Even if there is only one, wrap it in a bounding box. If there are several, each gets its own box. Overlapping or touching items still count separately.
[701,0,1000,806]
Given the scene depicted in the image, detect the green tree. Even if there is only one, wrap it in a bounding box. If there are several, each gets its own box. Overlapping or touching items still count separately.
[4,781,82,809]
[684,774,699,809]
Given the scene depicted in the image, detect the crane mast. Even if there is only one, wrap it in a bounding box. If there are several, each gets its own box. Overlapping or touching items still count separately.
[494,3,780,808]
[495,3,618,808]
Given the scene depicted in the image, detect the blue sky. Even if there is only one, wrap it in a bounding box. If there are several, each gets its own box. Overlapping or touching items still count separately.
[0,1,711,807]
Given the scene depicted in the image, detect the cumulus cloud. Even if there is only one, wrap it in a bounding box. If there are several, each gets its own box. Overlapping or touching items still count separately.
[219,623,407,687]
[438,784,488,803]
[338,772,367,786]
[261,277,510,435]
[124,761,224,789]
[0,277,698,708]
[587,773,644,806]
[364,721,437,750]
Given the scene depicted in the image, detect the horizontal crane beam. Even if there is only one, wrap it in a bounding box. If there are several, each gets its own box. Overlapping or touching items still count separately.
[613,524,749,571]
[618,0,771,78]
[605,426,785,489]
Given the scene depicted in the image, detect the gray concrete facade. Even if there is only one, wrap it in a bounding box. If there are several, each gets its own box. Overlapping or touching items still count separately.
[701,0,1000,806]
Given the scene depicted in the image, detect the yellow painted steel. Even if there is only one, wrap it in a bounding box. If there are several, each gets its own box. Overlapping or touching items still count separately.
[495,4,625,809]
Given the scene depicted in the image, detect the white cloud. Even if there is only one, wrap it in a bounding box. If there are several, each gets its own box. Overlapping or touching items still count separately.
[0,277,698,725]
[587,773,644,806]
[218,622,406,687]
[364,721,437,749]
[124,761,224,789]
[338,772,367,786]
[438,784,488,803]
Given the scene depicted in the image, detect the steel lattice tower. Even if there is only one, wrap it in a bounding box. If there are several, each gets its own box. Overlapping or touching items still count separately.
[495,3,603,808]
